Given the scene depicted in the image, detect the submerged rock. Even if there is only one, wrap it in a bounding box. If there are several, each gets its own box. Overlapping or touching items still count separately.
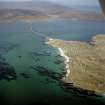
[31,66,63,81]
[20,73,30,79]
[0,56,17,81]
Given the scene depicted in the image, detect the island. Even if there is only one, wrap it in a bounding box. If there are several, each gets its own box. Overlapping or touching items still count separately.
[47,35,105,95]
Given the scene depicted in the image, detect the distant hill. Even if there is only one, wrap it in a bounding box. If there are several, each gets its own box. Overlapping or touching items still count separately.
[0,1,70,14]
[70,5,102,13]
[0,9,49,21]
[0,1,104,22]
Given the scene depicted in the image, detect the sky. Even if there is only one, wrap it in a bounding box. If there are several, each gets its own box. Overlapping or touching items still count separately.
[0,0,32,1]
[0,0,99,6]
[48,0,99,6]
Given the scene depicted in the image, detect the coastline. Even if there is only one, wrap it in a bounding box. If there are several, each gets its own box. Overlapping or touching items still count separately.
[58,47,71,80]
[46,38,71,80]
[46,35,105,96]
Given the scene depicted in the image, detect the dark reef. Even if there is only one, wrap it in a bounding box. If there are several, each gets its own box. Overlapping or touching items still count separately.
[30,66,63,81]
[31,65,102,98]
[0,42,18,54]
[20,73,30,79]
[0,55,17,81]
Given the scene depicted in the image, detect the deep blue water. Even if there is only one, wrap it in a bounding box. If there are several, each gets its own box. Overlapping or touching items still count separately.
[0,20,105,41]
[32,20,105,41]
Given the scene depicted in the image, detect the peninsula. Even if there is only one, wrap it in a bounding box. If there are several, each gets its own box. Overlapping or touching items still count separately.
[47,35,105,94]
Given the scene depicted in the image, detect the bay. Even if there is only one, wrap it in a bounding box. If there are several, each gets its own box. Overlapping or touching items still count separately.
[0,20,105,105]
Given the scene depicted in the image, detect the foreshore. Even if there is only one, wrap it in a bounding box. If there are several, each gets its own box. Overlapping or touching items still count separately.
[46,38,71,80]
[58,48,70,80]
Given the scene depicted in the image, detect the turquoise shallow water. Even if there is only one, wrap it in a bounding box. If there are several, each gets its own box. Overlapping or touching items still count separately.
[0,20,105,105]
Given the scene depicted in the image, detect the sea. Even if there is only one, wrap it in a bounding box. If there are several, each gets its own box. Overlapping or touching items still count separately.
[0,20,105,105]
